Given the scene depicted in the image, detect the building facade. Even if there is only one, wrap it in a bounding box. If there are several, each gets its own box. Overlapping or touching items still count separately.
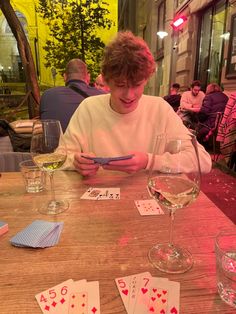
[119,0,236,97]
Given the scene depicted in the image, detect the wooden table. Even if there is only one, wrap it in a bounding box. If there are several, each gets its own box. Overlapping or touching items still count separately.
[0,170,235,314]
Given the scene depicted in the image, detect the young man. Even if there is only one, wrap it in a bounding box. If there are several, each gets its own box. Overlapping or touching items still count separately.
[40,59,104,132]
[177,80,205,128]
[179,80,205,112]
[163,83,181,112]
[61,32,211,176]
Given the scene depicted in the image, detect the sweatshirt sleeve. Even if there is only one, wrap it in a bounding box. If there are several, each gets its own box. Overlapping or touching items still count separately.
[59,100,90,170]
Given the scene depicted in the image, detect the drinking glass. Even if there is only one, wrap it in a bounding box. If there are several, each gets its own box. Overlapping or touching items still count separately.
[147,133,201,273]
[30,119,68,215]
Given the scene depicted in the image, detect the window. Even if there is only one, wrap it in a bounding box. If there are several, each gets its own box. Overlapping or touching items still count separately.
[196,0,227,90]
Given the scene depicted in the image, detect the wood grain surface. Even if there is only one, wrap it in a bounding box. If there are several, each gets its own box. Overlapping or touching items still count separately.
[0,170,235,314]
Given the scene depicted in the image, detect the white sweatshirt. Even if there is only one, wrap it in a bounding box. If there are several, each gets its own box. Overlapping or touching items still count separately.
[61,94,211,173]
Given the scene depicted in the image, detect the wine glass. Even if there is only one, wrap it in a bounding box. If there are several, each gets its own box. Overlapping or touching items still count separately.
[30,119,69,215]
[147,133,201,273]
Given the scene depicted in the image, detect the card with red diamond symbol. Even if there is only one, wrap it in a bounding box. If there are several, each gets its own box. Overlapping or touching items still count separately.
[115,272,180,313]
[35,279,100,313]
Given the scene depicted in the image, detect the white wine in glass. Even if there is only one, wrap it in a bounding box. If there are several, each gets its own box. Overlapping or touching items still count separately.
[147,133,201,273]
[30,120,68,215]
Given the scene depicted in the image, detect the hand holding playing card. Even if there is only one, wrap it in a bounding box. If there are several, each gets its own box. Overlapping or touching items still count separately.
[102,151,148,174]
[74,153,100,177]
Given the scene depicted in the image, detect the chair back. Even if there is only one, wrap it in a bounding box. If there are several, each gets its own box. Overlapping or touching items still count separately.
[0,152,32,172]
[204,112,223,141]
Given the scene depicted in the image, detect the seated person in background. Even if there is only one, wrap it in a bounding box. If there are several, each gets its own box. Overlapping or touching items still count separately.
[60,31,211,177]
[177,80,205,129]
[197,83,228,142]
[163,83,181,112]
[94,74,110,92]
[40,59,104,132]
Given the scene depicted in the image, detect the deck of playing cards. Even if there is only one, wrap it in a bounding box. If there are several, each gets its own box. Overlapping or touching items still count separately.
[10,220,64,248]
[81,187,120,200]
[35,278,100,313]
[115,272,180,313]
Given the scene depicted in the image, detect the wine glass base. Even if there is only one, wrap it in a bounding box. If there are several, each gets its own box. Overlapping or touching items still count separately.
[148,243,193,274]
[38,199,69,215]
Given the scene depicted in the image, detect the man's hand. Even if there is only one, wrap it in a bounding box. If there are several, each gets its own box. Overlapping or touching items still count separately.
[74,153,100,177]
[102,152,148,174]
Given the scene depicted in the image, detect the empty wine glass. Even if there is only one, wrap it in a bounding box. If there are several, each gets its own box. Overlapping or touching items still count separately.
[30,120,69,215]
[147,133,201,273]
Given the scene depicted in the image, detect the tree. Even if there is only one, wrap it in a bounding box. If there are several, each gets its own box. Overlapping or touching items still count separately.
[37,0,115,82]
[0,0,40,118]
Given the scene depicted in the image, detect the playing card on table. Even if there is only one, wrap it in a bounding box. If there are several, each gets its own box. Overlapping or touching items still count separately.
[128,272,152,314]
[115,272,151,313]
[134,199,164,216]
[10,220,64,248]
[35,279,74,314]
[68,279,87,313]
[0,221,8,236]
[148,278,180,314]
[115,274,132,312]
[133,276,168,314]
[81,187,120,200]
[71,280,100,314]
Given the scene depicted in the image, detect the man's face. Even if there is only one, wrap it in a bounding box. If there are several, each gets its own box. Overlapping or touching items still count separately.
[191,85,201,96]
[108,79,147,114]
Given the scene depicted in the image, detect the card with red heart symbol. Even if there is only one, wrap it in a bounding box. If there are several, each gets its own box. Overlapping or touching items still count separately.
[148,278,180,314]
[115,273,180,314]
[134,277,169,314]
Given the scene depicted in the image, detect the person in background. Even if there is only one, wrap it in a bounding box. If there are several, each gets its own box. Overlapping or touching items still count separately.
[94,74,110,92]
[60,31,211,177]
[40,59,104,132]
[177,80,205,129]
[163,83,181,112]
[197,83,228,141]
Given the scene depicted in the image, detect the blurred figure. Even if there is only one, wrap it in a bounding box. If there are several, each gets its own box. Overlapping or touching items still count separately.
[163,83,181,112]
[94,74,110,92]
[40,59,104,132]
[197,83,228,141]
[177,80,205,129]
[216,92,236,165]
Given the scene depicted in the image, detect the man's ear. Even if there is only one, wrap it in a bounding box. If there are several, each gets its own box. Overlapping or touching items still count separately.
[63,73,67,82]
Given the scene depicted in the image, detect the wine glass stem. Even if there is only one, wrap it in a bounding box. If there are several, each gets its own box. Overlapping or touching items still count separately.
[169,211,175,246]
[48,172,56,203]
